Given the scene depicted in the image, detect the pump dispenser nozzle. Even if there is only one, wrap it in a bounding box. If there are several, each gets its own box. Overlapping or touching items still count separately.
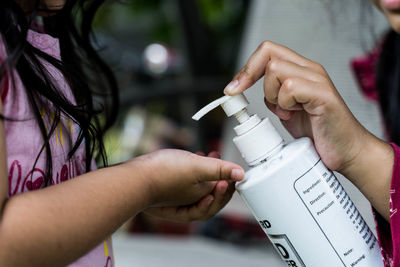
[192,94,250,122]
[192,93,284,166]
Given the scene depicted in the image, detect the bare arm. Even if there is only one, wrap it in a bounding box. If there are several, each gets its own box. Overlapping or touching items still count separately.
[0,161,150,267]
[0,102,244,267]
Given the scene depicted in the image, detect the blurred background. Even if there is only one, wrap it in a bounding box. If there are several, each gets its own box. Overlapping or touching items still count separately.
[92,0,389,266]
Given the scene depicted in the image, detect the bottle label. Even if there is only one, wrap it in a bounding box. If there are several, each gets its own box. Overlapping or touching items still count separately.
[238,141,383,266]
[269,234,305,267]
[293,160,379,266]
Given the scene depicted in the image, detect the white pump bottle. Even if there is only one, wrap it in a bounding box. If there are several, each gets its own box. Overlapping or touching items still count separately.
[193,94,383,267]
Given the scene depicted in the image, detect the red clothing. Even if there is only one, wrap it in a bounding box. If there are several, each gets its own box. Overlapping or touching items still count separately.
[373,143,400,267]
[351,43,399,267]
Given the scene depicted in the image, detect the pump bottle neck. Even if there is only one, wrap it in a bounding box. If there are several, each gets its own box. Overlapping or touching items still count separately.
[248,141,284,167]
[191,93,285,166]
[232,115,284,166]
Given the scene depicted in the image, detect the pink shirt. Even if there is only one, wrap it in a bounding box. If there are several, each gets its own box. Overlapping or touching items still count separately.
[1,30,114,267]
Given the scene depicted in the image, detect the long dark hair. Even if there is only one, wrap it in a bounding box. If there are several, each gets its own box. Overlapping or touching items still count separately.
[0,0,119,186]
[376,30,400,144]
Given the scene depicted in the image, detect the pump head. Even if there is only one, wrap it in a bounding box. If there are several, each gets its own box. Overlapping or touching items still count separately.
[192,93,284,166]
[192,94,250,122]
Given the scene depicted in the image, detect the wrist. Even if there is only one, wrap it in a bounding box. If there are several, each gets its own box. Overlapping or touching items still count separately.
[117,155,155,211]
[339,133,392,184]
[338,133,393,219]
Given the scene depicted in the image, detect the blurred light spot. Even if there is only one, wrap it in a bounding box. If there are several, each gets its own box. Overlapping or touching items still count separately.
[143,43,169,75]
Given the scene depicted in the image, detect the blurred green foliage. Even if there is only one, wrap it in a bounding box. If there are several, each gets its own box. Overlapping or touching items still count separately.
[93,0,247,45]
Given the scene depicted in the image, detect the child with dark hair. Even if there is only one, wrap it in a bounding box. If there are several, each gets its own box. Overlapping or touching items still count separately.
[0,1,245,266]
[224,1,400,266]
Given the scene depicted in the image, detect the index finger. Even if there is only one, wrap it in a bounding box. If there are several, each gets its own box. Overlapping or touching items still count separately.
[224,41,311,95]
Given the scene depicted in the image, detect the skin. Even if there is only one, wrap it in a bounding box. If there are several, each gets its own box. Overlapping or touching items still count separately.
[0,103,245,267]
[0,0,245,266]
[224,0,400,222]
[371,0,400,33]
[1,0,395,265]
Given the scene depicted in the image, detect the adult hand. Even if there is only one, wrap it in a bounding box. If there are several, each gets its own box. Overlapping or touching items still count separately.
[223,41,393,220]
[224,41,372,175]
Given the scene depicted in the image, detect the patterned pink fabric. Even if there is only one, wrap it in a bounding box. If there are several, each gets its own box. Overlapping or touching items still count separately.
[0,30,114,267]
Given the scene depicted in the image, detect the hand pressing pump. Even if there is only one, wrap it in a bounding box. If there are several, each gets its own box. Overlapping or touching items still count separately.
[193,94,382,267]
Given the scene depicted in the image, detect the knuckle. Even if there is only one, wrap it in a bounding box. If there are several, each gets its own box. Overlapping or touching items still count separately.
[266,59,280,73]
[240,65,253,82]
[282,78,296,93]
[311,61,326,74]
[258,40,273,51]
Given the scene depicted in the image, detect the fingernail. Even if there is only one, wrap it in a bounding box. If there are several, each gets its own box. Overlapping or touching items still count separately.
[224,79,239,95]
[231,169,244,181]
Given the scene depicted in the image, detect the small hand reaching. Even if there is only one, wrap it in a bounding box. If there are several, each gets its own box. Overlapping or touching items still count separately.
[131,149,243,222]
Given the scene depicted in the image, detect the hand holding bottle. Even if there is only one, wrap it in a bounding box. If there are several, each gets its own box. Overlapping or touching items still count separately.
[224,41,393,220]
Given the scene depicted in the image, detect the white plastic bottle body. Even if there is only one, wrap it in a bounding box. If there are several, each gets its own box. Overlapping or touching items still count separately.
[236,137,383,267]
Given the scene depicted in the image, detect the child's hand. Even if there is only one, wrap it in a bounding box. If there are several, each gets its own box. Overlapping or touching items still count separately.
[223,41,393,219]
[143,179,235,222]
[144,151,236,222]
[130,149,244,222]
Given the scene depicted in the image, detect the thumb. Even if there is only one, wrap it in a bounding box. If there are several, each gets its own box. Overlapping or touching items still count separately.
[193,154,245,182]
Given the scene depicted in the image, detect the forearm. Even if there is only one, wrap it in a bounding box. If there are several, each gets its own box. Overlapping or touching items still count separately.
[0,159,150,267]
[340,132,394,221]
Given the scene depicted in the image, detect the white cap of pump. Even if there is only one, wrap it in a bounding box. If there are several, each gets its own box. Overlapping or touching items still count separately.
[192,94,284,166]
[192,95,249,120]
